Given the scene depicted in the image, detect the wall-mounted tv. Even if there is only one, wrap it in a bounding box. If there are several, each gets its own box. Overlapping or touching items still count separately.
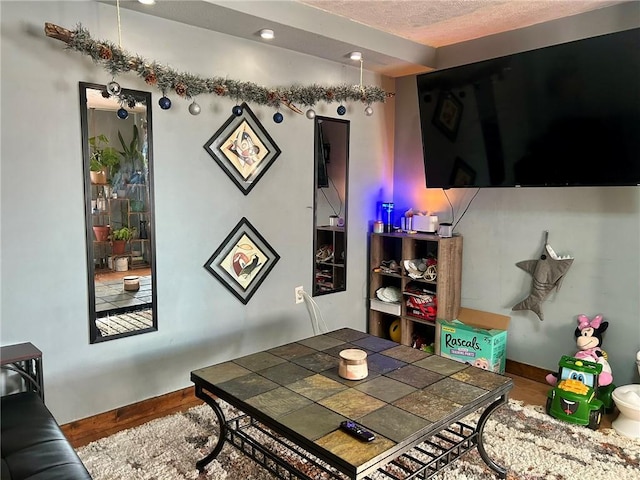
[417,28,640,188]
[316,121,329,188]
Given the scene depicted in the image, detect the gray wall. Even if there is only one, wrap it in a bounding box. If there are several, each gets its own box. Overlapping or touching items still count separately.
[1,1,638,427]
[0,1,394,424]
[393,4,640,387]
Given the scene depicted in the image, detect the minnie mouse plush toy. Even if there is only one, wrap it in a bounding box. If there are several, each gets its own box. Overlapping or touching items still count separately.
[546,314,613,386]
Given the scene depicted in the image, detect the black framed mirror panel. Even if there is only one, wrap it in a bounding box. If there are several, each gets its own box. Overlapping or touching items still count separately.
[79,82,157,343]
[313,116,349,296]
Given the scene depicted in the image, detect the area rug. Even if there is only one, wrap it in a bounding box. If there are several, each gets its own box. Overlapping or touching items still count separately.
[77,399,640,480]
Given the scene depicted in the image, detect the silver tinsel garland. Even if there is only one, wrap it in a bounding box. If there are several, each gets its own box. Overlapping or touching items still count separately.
[65,24,393,111]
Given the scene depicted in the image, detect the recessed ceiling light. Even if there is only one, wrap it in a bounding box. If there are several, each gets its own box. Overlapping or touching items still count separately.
[138,0,156,5]
[260,29,275,40]
[349,51,362,61]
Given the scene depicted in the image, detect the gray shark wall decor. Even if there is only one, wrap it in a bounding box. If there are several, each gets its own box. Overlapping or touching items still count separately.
[512,232,574,321]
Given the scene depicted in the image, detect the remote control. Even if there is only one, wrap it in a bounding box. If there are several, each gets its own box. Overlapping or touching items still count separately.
[340,420,375,442]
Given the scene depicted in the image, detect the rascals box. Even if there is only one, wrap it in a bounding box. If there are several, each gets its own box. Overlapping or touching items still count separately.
[437,308,510,373]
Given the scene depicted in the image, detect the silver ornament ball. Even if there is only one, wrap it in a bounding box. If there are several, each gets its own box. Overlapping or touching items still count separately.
[107,81,121,96]
[305,109,316,119]
[364,106,374,116]
[188,101,201,115]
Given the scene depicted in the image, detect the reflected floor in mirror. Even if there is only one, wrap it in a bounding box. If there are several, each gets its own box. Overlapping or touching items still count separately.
[96,309,152,337]
[95,268,153,337]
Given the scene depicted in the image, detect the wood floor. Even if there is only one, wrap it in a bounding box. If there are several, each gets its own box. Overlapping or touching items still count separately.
[61,372,617,449]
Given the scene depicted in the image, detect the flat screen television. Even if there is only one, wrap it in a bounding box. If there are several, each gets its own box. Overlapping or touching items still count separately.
[316,121,329,188]
[417,28,640,188]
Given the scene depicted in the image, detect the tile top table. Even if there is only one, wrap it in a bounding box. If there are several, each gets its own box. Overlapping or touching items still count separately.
[191,328,513,479]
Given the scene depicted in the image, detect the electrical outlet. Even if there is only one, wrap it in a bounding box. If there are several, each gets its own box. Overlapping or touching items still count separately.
[294,286,304,304]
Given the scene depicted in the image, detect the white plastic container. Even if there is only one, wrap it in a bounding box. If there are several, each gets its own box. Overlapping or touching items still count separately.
[114,257,129,272]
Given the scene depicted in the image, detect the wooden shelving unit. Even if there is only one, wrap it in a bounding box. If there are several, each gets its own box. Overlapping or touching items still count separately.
[90,184,151,271]
[314,225,346,295]
[368,232,463,350]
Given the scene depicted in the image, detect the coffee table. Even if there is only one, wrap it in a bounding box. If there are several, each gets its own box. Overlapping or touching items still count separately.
[191,328,512,479]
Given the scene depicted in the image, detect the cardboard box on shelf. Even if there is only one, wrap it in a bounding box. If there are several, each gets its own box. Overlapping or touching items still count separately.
[436,308,510,373]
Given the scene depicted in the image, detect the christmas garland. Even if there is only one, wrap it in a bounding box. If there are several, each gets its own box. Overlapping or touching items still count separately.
[44,22,393,113]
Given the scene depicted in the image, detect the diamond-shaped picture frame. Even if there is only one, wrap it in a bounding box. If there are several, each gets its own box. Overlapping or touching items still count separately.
[204,217,280,304]
[204,103,281,195]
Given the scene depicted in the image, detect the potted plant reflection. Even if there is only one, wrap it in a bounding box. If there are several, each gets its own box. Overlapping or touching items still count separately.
[89,134,120,186]
[109,226,136,255]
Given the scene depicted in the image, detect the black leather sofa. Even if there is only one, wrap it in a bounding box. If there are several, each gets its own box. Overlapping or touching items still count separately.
[1,392,93,479]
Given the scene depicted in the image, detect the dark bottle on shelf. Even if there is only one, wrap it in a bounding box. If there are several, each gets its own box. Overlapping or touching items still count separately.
[139,220,148,239]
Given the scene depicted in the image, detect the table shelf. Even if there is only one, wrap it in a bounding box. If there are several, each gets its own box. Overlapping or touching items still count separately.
[223,412,488,479]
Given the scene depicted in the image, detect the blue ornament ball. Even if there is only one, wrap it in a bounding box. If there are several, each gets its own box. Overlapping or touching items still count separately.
[273,112,284,123]
[337,105,346,116]
[117,108,129,119]
[232,105,243,116]
[159,96,172,110]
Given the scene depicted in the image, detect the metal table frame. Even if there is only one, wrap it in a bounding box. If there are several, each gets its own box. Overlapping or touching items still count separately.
[193,383,509,479]
[1,342,44,401]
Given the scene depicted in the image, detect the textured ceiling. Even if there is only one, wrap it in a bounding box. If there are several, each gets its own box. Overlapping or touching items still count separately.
[297,0,624,47]
[113,0,629,76]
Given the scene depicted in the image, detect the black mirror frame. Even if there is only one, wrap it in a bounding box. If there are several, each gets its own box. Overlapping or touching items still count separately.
[312,116,349,296]
[79,82,157,343]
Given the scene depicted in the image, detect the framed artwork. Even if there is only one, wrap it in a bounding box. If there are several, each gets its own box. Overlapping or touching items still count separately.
[204,217,280,304]
[449,157,476,186]
[204,103,281,195]
[432,92,463,141]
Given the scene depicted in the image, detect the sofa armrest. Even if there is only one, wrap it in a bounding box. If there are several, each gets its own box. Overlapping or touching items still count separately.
[1,392,92,480]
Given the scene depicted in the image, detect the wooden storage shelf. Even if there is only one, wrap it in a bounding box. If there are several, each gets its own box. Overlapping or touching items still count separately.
[314,226,346,295]
[90,184,152,271]
[367,232,463,351]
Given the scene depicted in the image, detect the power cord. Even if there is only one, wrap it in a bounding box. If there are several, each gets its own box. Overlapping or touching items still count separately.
[320,176,343,217]
[442,188,480,230]
[444,189,454,224]
[300,290,328,335]
[453,188,480,230]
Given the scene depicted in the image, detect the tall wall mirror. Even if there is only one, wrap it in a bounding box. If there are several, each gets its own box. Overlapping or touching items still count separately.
[79,82,157,343]
[313,116,349,296]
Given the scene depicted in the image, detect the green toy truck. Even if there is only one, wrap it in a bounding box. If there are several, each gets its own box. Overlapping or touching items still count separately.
[546,355,615,430]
